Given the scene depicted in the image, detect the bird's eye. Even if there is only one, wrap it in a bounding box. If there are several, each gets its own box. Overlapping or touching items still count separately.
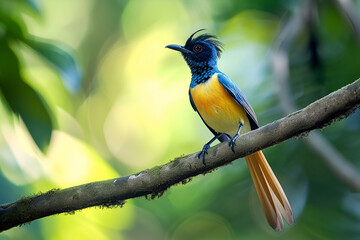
[193,45,203,53]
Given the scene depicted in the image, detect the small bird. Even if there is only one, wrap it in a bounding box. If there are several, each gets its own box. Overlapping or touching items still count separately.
[166,30,293,231]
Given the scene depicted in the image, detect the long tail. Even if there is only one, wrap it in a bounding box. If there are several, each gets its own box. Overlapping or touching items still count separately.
[245,151,293,231]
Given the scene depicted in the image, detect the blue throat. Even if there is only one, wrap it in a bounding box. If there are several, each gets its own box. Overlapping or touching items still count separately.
[188,60,219,88]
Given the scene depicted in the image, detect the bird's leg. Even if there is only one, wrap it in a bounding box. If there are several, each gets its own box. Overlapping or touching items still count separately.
[229,122,243,152]
[198,133,222,165]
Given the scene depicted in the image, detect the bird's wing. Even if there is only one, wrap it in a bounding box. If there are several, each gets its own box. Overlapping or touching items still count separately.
[189,90,230,142]
[217,73,259,130]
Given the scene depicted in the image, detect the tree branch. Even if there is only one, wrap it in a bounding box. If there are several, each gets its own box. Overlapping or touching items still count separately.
[335,0,360,43]
[1,78,360,232]
[271,0,360,191]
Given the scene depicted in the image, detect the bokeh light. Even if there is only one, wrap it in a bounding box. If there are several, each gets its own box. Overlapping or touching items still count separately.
[1,0,360,239]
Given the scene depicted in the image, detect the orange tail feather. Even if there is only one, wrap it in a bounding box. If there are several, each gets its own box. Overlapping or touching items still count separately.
[245,151,293,231]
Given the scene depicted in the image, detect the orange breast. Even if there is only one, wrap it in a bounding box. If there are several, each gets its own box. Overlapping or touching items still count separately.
[190,73,251,136]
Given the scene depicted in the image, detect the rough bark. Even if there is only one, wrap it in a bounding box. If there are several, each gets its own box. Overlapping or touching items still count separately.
[0,78,359,232]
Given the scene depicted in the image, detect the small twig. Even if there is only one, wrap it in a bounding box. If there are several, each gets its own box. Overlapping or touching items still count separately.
[272,0,360,191]
[335,0,360,43]
[306,131,360,189]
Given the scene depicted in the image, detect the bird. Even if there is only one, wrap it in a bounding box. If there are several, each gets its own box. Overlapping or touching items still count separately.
[166,29,294,231]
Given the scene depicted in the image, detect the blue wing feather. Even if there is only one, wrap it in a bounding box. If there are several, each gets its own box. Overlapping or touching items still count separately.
[189,90,230,142]
[217,73,259,130]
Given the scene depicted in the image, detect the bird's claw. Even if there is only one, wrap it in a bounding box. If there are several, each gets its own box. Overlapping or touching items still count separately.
[197,144,210,165]
[228,122,242,153]
[229,139,236,152]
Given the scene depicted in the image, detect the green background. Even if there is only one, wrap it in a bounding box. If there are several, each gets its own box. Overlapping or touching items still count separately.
[1,0,360,239]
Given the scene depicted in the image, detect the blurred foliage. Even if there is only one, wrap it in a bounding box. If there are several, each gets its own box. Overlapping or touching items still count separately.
[0,0,360,239]
[0,0,81,151]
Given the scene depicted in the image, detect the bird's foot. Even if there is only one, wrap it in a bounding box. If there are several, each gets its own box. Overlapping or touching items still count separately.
[228,136,238,152]
[229,122,242,152]
[197,143,210,165]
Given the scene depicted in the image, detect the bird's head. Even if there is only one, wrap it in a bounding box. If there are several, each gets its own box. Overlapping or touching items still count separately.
[166,29,223,69]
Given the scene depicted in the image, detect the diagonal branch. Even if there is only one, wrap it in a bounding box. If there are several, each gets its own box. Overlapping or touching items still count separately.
[335,0,360,43]
[1,78,360,232]
[271,0,360,191]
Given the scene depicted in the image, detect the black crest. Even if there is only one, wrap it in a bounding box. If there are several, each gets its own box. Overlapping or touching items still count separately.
[185,29,223,58]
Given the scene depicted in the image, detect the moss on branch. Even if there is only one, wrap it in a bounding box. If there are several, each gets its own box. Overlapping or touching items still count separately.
[0,78,360,232]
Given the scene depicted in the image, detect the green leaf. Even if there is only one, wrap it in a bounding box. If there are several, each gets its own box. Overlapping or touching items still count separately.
[0,39,53,151]
[0,11,26,40]
[26,38,82,93]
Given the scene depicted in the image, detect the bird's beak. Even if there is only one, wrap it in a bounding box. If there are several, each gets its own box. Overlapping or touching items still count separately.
[165,44,193,55]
